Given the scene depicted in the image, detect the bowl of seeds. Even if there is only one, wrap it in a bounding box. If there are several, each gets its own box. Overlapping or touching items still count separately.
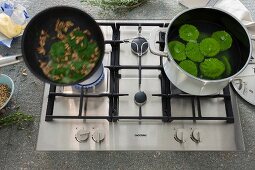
[0,74,14,110]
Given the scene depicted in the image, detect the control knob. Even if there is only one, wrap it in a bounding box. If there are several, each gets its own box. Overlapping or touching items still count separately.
[174,129,188,143]
[191,129,201,143]
[75,129,90,142]
[92,129,105,143]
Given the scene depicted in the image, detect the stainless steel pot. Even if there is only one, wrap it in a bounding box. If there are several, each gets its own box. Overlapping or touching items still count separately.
[150,7,254,95]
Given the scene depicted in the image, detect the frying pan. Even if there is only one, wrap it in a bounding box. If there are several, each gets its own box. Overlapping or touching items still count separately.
[21,6,105,85]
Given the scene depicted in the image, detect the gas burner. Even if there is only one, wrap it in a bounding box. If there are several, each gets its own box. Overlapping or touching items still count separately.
[74,64,104,89]
[134,91,147,106]
[131,37,149,56]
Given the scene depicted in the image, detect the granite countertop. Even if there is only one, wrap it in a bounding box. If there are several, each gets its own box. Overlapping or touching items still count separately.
[1,0,255,169]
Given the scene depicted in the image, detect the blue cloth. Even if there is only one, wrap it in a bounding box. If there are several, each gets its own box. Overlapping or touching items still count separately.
[0,1,14,16]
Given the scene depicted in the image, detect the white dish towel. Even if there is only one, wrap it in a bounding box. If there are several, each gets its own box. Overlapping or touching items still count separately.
[178,0,255,40]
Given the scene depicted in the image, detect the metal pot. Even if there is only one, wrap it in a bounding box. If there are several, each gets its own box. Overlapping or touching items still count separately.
[149,7,254,95]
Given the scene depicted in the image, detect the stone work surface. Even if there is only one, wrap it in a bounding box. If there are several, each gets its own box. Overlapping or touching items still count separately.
[0,0,255,169]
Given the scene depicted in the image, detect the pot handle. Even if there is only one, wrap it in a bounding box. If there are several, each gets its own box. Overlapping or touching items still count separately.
[244,21,255,40]
[149,27,168,57]
[0,54,22,67]
[251,35,255,41]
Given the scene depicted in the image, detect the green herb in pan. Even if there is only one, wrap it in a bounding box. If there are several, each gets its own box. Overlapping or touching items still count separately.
[200,58,225,79]
[49,41,66,61]
[199,38,220,57]
[37,19,100,84]
[179,60,198,77]
[179,24,199,42]
[212,31,232,51]
[168,41,186,61]
[185,42,204,62]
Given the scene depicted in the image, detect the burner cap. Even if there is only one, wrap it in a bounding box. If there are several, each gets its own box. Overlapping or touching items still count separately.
[131,37,149,56]
[74,64,104,89]
[134,91,147,106]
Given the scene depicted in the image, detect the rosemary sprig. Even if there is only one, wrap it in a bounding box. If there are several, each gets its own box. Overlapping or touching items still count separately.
[81,0,147,9]
[0,112,34,129]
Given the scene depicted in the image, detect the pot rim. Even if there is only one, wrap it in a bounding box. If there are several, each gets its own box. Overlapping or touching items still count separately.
[165,7,253,83]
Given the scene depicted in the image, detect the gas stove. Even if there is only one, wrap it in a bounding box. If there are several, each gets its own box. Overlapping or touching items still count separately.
[37,20,245,151]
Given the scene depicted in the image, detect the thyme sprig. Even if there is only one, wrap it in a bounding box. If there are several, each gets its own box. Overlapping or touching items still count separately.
[0,112,34,129]
[81,0,147,10]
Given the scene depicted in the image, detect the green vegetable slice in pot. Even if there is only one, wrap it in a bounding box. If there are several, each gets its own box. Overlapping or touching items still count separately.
[179,24,199,42]
[199,38,220,57]
[200,58,225,79]
[218,55,232,76]
[212,31,232,51]
[168,41,186,61]
[179,60,198,77]
[185,42,204,62]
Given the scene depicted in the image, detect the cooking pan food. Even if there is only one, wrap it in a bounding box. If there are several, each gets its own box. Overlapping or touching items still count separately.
[22,6,104,85]
[36,19,100,84]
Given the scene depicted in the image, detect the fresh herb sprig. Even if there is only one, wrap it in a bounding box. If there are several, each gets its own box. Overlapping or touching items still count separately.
[81,0,147,10]
[0,112,34,129]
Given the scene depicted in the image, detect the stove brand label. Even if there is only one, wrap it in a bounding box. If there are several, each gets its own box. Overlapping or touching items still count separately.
[134,134,147,137]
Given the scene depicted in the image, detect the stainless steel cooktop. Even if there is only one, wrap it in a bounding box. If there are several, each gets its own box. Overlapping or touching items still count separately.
[37,20,245,151]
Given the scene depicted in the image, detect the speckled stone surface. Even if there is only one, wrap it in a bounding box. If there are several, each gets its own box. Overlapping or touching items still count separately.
[0,0,255,169]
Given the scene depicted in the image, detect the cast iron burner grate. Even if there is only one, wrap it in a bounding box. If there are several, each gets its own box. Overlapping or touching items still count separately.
[45,22,234,123]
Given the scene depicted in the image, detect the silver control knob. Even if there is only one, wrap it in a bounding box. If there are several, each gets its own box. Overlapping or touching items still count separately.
[174,129,187,143]
[92,129,105,143]
[75,129,90,142]
[191,129,201,143]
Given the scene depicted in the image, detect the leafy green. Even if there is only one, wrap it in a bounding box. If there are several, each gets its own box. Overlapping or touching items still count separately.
[0,112,34,129]
[200,58,225,79]
[179,60,198,77]
[67,31,88,50]
[199,38,220,57]
[219,55,232,76]
[212,31,233,51]
[78,42,97,60]
[168,41,186,61]
[49,41,65,61]
[185,42,204,62]
[45,28,99,84]
[82,0,148,9]
[179,24,199,42]
[50,65,69,76]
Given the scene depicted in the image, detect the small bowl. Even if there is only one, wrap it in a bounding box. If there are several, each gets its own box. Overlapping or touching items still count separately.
[0,74,14,110]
